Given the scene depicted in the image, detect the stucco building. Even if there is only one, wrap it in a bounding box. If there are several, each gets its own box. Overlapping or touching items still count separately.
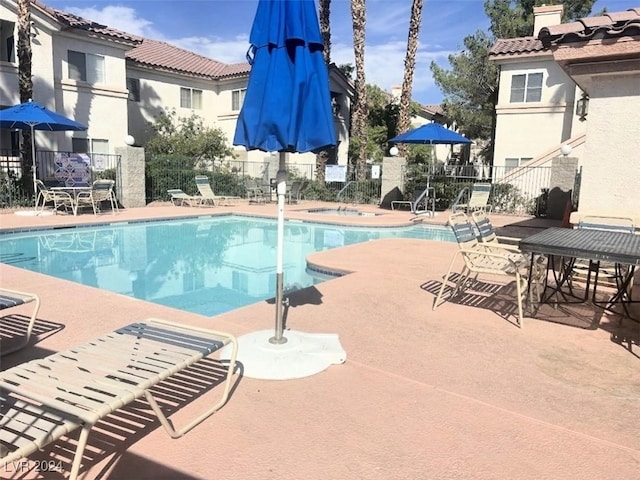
[0,0,353,179]
[490,4,640,219]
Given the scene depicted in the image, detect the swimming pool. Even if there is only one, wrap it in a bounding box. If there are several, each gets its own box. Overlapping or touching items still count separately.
[0,215,454,316]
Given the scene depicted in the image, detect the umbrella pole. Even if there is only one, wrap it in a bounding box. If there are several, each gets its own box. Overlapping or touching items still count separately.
[270,152,288,344]
[30,125,37,209]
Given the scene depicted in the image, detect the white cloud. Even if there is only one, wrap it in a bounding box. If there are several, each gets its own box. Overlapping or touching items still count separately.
[331,40,453,105]
[64,5,159,38]
[169,35,251,65]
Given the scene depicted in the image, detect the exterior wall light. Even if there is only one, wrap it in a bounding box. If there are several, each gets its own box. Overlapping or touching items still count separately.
[389,146,399,157]
[576,94,589,121]
[560,144,572,156]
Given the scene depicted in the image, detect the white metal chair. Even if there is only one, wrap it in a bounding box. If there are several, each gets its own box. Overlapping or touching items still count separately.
[34,179,75,214]
[76,179,118,215]
[434,212,541,328]
[570,215,636,299]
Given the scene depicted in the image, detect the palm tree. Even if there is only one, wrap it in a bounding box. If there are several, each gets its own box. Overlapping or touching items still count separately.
[396,0,424,158]
[350,0,367,181]
[17,0,34,192]
[316,0,332,182]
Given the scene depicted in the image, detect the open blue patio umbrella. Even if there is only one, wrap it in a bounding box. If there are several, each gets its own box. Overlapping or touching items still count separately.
[389,122,471,145]
[0,100,87,201]
[234,0,336,346]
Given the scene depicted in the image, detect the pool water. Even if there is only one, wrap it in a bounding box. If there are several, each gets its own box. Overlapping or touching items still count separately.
[0,215,454,316]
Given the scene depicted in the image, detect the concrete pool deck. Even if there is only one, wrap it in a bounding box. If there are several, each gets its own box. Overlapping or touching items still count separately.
[1,201,639,480]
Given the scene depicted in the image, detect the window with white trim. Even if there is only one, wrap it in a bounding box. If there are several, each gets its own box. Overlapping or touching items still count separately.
[180,87,202,109]
[504,157,533,173]
[232,89,246,111]
[68,50,105,84]
[509,73,542,103]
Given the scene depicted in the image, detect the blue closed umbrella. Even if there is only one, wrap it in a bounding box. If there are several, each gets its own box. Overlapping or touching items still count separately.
[0,100,87,201]
[390,122,471,145]
[234,0,336,344]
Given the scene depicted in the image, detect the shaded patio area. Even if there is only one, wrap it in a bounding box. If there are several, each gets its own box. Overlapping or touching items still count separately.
[1,202,639,479]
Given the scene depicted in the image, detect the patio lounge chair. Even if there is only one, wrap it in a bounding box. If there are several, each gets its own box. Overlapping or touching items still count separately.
[0,288,40,355]
[195,175,238,206]
[75,179,119,215]
[433,212,541,328]
[168,189,202,207]
[452,182,493,214]
[34,179,75,215]
[287,180,307,204]
[0,318,238,480]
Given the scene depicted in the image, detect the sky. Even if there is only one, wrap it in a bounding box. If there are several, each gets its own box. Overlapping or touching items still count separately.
[41,0,640,106]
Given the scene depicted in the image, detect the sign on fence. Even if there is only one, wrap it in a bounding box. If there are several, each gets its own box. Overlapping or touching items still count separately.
[325,164,347,183]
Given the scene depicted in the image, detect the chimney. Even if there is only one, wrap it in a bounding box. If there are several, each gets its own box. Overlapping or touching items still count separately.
[391,85,402,100]
[533,4,563,37]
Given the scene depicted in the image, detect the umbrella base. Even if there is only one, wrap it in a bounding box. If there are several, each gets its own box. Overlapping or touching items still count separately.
[220,329,346,380]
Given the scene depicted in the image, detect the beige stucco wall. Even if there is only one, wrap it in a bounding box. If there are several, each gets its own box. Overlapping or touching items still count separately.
[493,58,585,167]
[576,73,640,217]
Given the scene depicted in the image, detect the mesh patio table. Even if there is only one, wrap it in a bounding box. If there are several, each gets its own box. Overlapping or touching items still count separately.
[519,227,640,320]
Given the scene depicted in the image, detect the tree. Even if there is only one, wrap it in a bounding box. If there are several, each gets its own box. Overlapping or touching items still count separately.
[145,109,233,164]
[430,0,596,164]
[17,0,34,192]
[396,0,424,158]
[350,0,368,180]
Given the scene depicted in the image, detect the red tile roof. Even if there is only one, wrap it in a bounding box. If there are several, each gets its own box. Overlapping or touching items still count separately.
[126,39,234,78]
[490,7,640,57]
[489,37,545,58]
[539,7,640,46]
[31,0,140,45]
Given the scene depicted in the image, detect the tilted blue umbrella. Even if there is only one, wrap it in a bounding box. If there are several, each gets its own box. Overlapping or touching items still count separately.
[390,122,471,145]
[0,100,87,201]
[234,0,336,344]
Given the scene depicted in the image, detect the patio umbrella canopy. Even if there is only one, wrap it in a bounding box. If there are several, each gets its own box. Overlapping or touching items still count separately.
[231,0,344,380]
[233,0,336,152]
[389,122,471,145]
[0,100,87,200]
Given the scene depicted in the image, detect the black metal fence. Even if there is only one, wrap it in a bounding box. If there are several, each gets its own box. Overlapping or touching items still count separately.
[0,149,121,208]
[146,157,383,205]
[401,163,554,215]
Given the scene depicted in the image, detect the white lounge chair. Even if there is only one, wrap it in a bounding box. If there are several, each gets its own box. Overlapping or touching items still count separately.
[0,288,41,355]
[0,318,238,480]
[452,183,493,213]
[195,175,237,206]
[168,188,202,207]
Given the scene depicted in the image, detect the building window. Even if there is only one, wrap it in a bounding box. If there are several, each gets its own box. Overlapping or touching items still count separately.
[0,20,16,62]
[68,50,105,84]
[126,77,140,102]
[180,87,202,109]
[509,73,542,103]
[232,89,246,111]
[504,157,533,173]
[72,138,109,154]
